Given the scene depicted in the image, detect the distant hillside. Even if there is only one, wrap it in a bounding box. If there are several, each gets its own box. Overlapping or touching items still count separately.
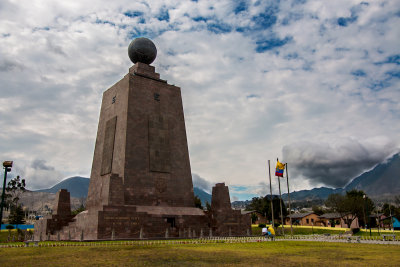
[19,191,83,212]
[36,176,90,198]
[34,176,212,205]
[231,200,251,209]
[344,153,400,196]
[282,187,341,201]
[280,152,400,201]
[31,153,399,208]
[193,187,212,206]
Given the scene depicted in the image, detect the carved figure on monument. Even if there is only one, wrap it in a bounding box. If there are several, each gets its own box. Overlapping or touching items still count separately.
[34,38,250,240]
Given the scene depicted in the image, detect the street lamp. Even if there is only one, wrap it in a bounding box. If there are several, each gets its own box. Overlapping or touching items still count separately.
[363,195,367,230]
[0,161,13,228]
[363,194,371,237]
[312,222,314,235]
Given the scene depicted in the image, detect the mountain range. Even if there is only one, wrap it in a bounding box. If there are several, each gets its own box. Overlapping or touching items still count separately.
[35,176,89,198]
[34,176,212,206]
[193,187,212,206]
[29,152,399,208]
[344,153,400,196]
[282,152,400,201]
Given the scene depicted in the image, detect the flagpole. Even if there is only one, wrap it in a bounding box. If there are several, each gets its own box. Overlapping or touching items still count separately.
[268,160,274,228]
[286,163,293,236]
[277,158,285,237]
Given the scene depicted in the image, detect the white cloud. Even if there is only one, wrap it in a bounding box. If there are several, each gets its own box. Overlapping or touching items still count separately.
[0,0,398,195]
[192,173,212,193]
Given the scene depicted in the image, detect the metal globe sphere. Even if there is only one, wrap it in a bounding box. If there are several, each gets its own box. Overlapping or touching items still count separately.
[128,37,157,64]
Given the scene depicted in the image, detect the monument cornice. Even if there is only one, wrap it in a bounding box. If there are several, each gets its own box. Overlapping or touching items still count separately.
[130,71,167,83]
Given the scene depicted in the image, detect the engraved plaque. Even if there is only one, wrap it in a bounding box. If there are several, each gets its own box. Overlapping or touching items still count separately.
[148,114,170,172]
[155,177,167,193]
[101,116,117,175]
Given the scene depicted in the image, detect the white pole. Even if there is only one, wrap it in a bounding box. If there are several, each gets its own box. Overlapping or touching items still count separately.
[268,160,275,228]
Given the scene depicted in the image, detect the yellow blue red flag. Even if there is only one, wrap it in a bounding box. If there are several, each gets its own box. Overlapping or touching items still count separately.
[275,160,285,177]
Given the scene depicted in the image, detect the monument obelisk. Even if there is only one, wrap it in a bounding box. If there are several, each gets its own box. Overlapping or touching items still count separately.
[34,38,250,240]
[86,37,195,210]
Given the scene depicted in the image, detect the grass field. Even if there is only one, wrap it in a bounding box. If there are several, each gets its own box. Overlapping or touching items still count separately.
[252,225,348,235]
[2,226,399,244]
[355,229,400,237]
[0,241,399,266]
[251,224,400,237]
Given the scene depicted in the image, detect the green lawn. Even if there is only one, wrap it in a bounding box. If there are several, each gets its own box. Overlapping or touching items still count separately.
[0,241,399,266]
[252,225,400,237]
[2,227,398,244]
[0,229,33,243]
[251,225,347,236]
[355,229,400,237]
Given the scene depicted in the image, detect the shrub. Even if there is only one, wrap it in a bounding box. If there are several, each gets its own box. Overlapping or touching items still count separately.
[27,229,34,240]
[258,223,266,228]
[6,225,14,230]
[16,229,25,241]
[351,228,360,234]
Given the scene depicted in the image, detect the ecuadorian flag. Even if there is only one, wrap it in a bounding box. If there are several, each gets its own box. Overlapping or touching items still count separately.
[275,160,285,177]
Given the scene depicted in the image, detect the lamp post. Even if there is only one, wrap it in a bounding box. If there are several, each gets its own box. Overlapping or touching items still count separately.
[375,201,380,235]
[312,222,314,235]
[389,205,395,234]
[1,161,13,228]
[363,194,371,237]
[363,195,367,230]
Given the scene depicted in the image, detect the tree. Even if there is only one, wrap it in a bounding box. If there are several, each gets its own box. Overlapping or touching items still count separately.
[72,204,85,216]
[251,213,258,224]
[325,193,346,213]
[345,190,374,227]
[246,195,287,224]
[381,203,400,218]
[395,195,400,208]
[3,176,26,225]
[325,190,374,228]
[246,197,266,213]
[4,176,26,209]
[8,205,25,224]
[312,205,325,216]
[205,201,211,211]
[194,195,203,209]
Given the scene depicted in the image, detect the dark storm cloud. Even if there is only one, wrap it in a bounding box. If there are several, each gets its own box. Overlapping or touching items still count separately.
[282,139,397,188]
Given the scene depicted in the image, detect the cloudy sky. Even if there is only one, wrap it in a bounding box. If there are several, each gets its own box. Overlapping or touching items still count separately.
[0,0,399,200]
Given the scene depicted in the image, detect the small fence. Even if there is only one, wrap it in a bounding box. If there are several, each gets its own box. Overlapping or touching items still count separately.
[0,235,398,248]
[0,236,266,248]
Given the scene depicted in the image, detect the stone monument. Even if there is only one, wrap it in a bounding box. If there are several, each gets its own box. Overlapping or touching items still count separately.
[34,38,250,240]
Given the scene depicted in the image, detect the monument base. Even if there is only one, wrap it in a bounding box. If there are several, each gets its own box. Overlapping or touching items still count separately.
[34,184,251,241]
